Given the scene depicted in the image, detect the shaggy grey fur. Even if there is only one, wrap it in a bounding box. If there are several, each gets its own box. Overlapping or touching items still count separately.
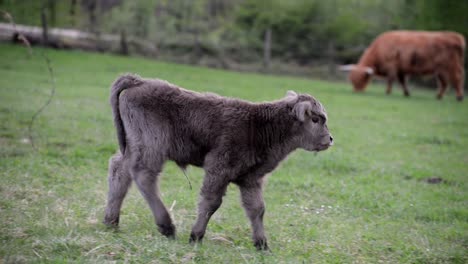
[103,74,333,250]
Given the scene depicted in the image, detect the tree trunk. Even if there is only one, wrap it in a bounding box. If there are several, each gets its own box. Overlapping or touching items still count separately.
[191,30,202,64]
[41,7,49,45]
[82,0,98,34]
[47,0,56,27]
[69,0,77,26]
[120,29,129,55]
[263,27,272,71]
[327,40,336,79]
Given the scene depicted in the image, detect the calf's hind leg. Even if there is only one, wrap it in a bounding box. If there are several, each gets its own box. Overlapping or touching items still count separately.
[130,157,175,238]
[104,152,132,227]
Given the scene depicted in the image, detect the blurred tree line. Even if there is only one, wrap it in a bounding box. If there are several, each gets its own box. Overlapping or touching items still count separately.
[1,0,467,77]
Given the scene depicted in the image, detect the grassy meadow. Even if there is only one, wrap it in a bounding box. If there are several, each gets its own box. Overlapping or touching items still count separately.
[0,43,467,263]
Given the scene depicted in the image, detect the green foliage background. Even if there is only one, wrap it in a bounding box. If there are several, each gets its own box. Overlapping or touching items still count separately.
[1,0,467,67]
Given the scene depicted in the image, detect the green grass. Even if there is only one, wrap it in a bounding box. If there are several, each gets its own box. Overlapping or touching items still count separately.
[0,43,467,263]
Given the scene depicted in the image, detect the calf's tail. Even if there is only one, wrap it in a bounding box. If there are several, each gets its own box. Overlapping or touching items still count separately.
[110,74,142,154]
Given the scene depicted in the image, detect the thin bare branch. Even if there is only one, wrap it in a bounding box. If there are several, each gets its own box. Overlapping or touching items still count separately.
[1,10,56,151]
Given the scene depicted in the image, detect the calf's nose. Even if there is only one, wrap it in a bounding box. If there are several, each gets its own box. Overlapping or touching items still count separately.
[329,136,334,145]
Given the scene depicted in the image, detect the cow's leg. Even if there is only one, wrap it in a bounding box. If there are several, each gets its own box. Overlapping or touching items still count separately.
[450,68,464,101]
[398,73,410,97]
[239,182,268,251]
[130,159,175,238]
[386,78,393,95]
[189,174,228,243]
[436,74,448,100]
[104,153,132,227]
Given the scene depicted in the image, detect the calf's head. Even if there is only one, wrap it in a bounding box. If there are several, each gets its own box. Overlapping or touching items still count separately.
[286,91,333,152]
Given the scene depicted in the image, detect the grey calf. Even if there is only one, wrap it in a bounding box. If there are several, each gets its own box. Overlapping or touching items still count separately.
[103,74,333,250]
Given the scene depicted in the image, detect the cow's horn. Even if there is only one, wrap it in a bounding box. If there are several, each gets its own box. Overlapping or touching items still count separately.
[365,67,374,75]
[338,64,356,71]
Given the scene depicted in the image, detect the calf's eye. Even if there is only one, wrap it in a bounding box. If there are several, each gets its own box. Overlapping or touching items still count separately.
[312,116,319,123]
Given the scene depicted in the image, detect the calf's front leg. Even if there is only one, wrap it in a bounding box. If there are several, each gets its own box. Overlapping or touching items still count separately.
[239,182,268,251]
[190,175,228,243]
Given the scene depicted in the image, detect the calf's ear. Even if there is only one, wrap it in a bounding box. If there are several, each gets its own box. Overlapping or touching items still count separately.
[284,90,298,105]
[286,90,297,97]
[293,101,312,122]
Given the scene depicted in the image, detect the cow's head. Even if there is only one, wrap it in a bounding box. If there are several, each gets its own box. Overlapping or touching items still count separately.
[285,91,333,152]
[339,65,374,91]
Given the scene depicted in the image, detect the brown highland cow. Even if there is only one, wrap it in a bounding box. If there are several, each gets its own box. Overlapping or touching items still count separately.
[340,30,465,101]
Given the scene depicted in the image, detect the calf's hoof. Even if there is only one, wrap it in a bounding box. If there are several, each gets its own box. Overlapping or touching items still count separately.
[189,232,204,244]
[254,239,269,251]
[456,95,464,102]
[403,91,410,97]
[158,223,176,238]
[436,94,443,100]
[103,216,119,227]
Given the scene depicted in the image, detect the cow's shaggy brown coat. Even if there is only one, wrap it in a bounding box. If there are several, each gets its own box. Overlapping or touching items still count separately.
[341,30,465,101]
[103,74,333,250]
